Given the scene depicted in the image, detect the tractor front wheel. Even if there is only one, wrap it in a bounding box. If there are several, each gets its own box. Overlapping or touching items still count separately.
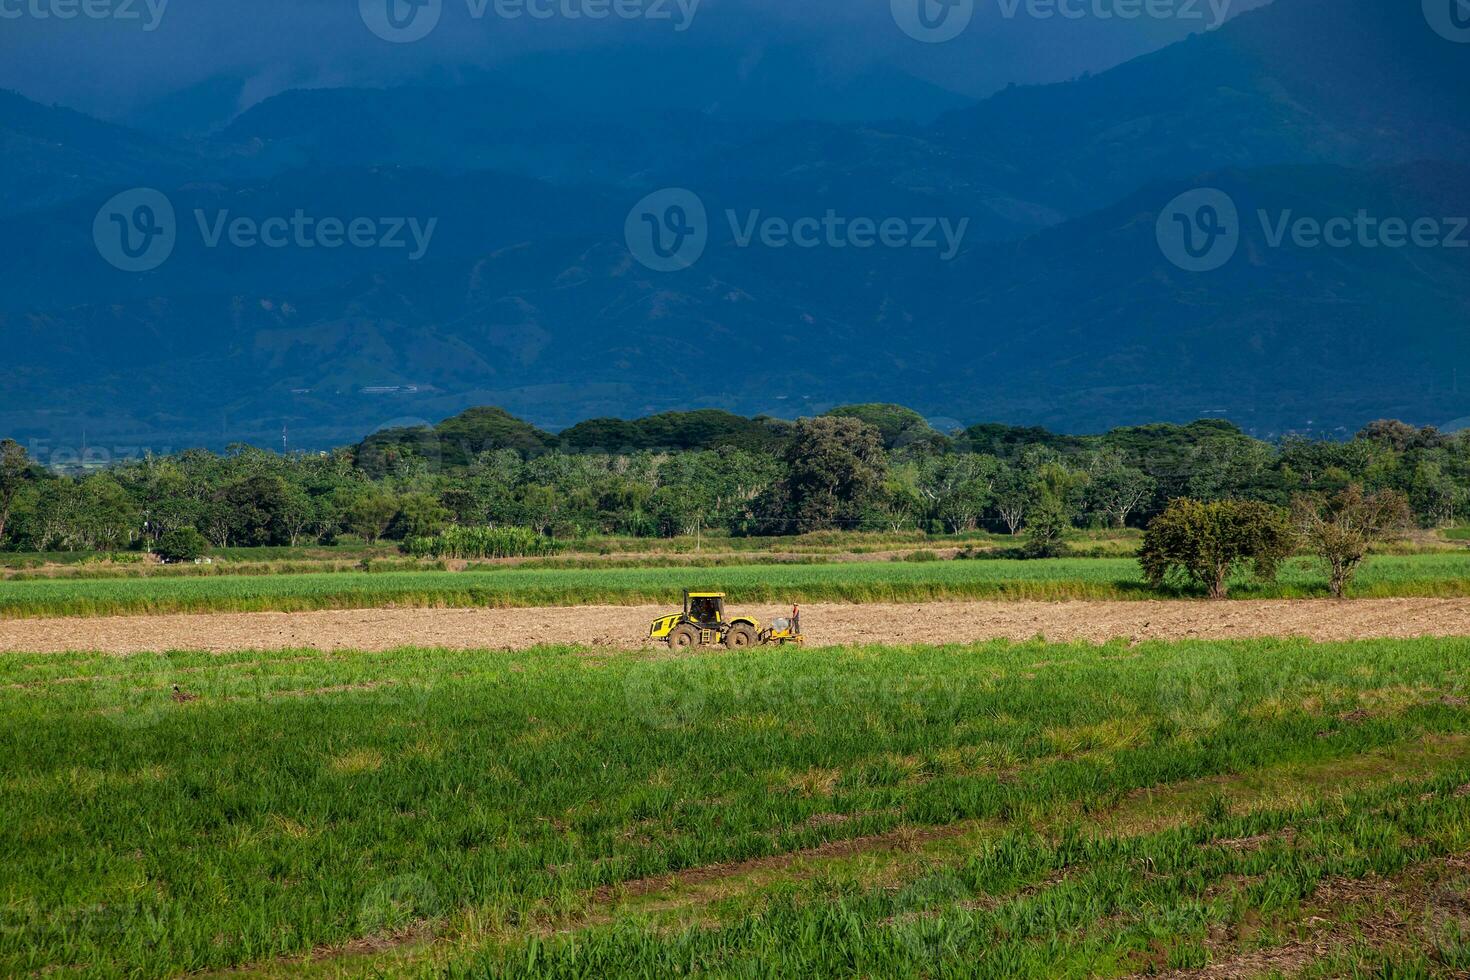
[725,624,757,649]
[668,625,699,649]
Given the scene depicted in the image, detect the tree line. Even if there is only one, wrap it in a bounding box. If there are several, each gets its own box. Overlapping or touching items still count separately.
[0,405,1466,555]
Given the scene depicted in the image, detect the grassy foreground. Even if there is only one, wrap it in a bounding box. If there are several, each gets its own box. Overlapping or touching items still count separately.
[3,553,1470,618]
[4,638,1470,976]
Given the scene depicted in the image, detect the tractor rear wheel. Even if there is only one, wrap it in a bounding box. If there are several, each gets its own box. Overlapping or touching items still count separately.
[725,624,757,649]
[668,625,698,649]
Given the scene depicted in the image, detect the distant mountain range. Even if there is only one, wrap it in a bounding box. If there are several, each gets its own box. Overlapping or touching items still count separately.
[2,0,1468,450]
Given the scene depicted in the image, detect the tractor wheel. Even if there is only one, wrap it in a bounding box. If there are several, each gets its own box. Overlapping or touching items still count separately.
[668,625,699,649]
[725,624,757,649]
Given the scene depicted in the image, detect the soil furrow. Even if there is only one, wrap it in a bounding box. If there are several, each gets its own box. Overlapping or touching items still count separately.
[5,597,1470,654]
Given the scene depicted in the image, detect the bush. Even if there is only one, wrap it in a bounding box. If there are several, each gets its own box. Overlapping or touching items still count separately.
[154,528,210,564]
[1023,504,1073,559]
[404,526,561,560]
[1140,499,1295,599]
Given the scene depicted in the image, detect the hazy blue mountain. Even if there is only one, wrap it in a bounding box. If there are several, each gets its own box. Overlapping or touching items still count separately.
[665,120,1065,246]
[496,43,973,125]
[0,167,621,312]
[932,0,1470,215]
[125,75,256,137]
[656,0,1470,245]
[217,44,971,189]
[221,77,771,189]
[7,159,1467,449]
[4,0,1469,448]
[924,161,1470,433]
[0,90,197,217]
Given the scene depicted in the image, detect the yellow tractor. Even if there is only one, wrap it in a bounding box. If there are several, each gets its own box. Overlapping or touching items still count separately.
[649,592,805,648]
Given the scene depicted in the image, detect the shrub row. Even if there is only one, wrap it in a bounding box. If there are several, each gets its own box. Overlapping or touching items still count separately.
[403,526,561,560]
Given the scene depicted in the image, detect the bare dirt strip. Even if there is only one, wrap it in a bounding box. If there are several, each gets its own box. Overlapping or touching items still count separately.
[4,598,1470,654]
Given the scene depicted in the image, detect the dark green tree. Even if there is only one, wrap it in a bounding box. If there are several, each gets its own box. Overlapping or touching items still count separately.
[0,439,31,545]
[1140,499,1296,599]
[825,404,944,452]
[389,492,452,540]
[154,527,210,563]
[347,491,399,544]
[780,417,887,533]
[216,475,291,547]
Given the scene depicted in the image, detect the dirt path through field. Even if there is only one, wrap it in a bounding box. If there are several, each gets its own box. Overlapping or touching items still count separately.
[4,598,1470,654]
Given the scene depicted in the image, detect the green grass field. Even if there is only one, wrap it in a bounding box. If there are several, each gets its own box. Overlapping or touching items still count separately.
[3,553,1470,618]
[5,638,1470,976]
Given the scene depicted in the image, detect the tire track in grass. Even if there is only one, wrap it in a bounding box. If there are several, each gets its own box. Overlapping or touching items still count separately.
[1147,853,1470,978]
[222,733,1470,978]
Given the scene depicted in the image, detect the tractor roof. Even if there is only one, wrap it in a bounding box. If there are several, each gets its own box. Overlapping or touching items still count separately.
[686,591,725,598]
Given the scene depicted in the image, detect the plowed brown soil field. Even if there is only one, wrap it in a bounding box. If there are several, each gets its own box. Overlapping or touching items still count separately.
[4,598,1470,654]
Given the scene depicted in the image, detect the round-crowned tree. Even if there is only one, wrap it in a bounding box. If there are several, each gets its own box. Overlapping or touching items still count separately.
[1140,499,1296,599]
[154,527,210,564]
[780,416,888,533]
